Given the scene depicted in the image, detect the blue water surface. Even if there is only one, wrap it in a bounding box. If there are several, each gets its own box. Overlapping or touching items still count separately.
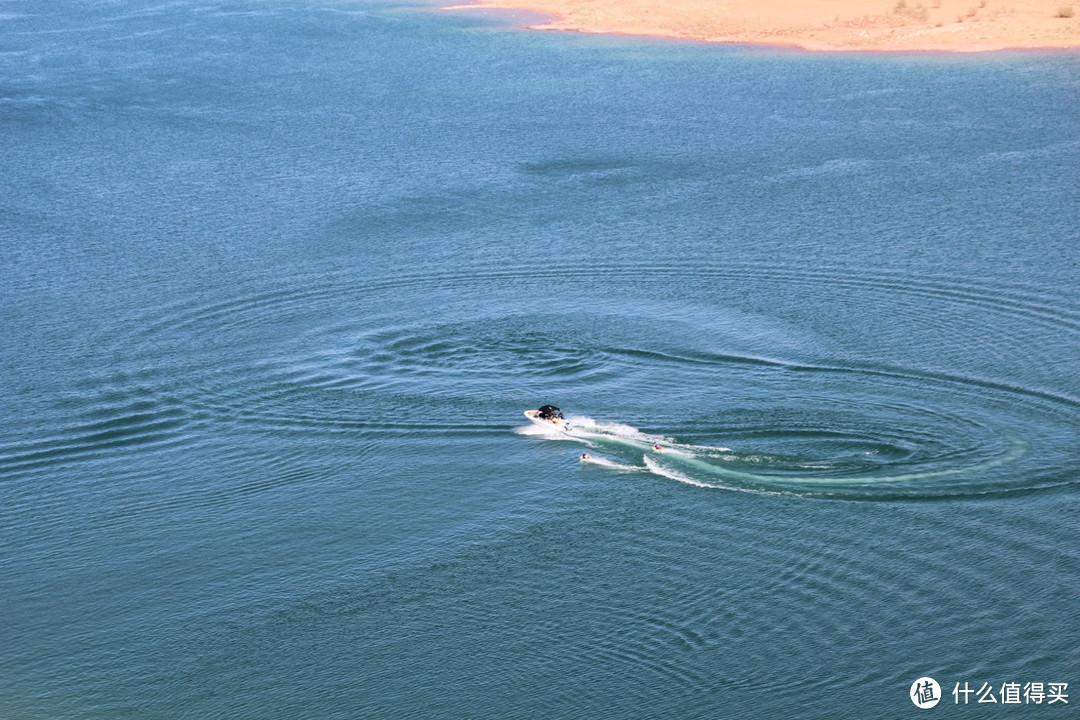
[2,1,1079,717]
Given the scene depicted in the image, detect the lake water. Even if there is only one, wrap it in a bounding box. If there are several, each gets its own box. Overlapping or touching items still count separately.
[2,1,1079,717]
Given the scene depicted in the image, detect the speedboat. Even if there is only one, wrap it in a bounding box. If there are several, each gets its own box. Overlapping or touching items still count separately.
[524,404,572,432]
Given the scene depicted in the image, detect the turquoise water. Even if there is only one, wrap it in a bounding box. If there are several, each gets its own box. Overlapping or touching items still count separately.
[2,0,1079,717]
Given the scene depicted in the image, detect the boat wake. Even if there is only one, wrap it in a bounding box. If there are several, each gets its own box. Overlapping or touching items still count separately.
[583,456,643,472]
[519,412,1035,500]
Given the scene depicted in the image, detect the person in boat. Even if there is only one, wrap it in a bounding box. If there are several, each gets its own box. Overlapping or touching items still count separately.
[653,442,664,452]
[536,405,566,423]
[580,452,592,461]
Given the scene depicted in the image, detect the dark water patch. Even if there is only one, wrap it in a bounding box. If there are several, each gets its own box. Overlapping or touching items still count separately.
[0,395,191,478]
[518,154,688,187]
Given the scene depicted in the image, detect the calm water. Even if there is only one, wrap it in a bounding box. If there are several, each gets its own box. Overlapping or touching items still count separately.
[2,1,1079,717]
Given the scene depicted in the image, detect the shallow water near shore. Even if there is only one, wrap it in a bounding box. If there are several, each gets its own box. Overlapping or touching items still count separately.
[2,1,1079,717]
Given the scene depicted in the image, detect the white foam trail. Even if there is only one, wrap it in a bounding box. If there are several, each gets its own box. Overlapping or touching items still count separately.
[650,446,691,457]
[572,418,729,460]
[584,457,644,472]
[568,416,650,441]
[515,423,572,438]
[524,414,1029,495]
[643,456,787,497]
[680,443,735,455]
[643,455,720,488]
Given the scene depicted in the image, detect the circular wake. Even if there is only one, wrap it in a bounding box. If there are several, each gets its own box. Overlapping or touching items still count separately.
[522,360,1076,500]
[91,258,1080,501]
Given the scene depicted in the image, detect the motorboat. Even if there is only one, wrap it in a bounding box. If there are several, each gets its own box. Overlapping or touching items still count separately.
[524,404,572,432]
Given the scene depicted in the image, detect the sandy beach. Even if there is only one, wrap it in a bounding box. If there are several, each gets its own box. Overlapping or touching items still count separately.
[446,0,1080,51]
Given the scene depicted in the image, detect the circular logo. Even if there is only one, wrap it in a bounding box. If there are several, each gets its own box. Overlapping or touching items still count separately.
[910,677,941,709]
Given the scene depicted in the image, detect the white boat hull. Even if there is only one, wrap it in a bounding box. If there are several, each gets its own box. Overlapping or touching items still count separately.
[524,409,572,432]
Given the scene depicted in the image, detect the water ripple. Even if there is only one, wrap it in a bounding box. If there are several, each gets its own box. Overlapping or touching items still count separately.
[82,258,1080,501]
[0,393,192,479]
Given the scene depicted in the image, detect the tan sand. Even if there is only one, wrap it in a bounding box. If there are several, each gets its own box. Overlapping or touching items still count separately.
[444,0,1080,51]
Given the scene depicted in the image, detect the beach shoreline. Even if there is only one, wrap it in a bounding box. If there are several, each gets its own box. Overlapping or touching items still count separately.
[444,0,1080,52]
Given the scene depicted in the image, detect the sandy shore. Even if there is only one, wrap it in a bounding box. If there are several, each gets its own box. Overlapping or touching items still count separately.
[445,0,1080,51]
